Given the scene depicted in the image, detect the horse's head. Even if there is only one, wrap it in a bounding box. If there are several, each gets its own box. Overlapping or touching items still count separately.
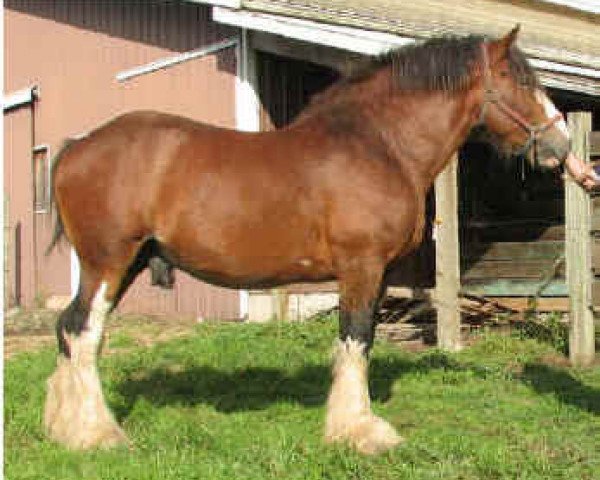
[477,27,570,170]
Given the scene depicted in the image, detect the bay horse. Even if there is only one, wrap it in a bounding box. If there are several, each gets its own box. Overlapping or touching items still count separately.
[44,27,597,454]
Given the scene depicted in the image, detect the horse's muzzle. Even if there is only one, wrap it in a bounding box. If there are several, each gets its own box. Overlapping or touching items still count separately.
[533,129,570,169]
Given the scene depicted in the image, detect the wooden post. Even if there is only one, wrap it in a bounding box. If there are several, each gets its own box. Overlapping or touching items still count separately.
[434,154,462,351]
[236,28,260,321]
[565,111,595,367]
[272,288,289,321]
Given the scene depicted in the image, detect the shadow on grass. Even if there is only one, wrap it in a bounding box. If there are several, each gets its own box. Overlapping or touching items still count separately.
[115,363,331,420]
[115,353,466,420]
[114,351,600,421]
[520,363,600,415]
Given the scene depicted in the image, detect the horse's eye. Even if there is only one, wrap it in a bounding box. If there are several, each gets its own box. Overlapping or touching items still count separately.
[499,70,510,78]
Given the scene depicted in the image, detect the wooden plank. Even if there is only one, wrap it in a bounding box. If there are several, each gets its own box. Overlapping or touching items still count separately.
[485,297,569,312]
[285,281,338,294]
[592,237,600,274]
[590,195,600,211]
[589,131,600,157]
[463,241,563,262]
[462,260,565,280]
[565,112,595,367]
[591,280,600,308]
[272,288,289,321]
[465,222,564,242]
[250,31,360,72]
[434,154,461,351]
[591,214,600,232]
[462,279,567,297]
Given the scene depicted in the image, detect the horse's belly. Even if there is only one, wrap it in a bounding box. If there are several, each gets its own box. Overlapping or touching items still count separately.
[174,252,335,289]
[160,226,334,289]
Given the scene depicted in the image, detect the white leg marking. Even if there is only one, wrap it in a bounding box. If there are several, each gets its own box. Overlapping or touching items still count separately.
[70,282,110,363]
[325,339,402,454]
[44,282,128,450]
[535,90,569,138]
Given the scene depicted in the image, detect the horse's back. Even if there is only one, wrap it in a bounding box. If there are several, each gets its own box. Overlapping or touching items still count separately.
[53,110,243,215]
[52,111,335,283]
[51,112,233,257]
[51,109,419,288]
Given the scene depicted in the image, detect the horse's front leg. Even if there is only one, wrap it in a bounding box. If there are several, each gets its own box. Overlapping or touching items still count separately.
[325,264,402,454]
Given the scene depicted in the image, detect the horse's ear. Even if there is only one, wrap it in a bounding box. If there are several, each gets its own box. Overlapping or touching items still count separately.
[489,25,520,64]
[502,25,520,49]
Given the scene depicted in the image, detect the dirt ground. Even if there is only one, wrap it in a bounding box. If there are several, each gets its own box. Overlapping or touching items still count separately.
[4,308,201,359]
[6,301,592,362]
[1,296,517,359]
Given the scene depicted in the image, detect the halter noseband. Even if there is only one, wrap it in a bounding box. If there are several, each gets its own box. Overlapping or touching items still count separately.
[479,43,563,161]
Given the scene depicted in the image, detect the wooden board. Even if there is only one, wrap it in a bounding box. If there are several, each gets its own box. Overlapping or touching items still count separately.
[592,237,600,274]
[434,155,461,351]
[589,131,600,157]
[591,280,600,307]
[463,241,563,262]
[485,296,569,312]
[591,214,600,232]
[464,222,565,242]
[565,112,595,367]
[462,260,564,280]
[462,279,567,297]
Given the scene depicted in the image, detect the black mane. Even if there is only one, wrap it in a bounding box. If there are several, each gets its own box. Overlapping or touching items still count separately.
[348,34,540,92]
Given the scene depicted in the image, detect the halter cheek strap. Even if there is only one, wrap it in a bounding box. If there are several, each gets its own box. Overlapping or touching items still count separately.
[479,43,563,160]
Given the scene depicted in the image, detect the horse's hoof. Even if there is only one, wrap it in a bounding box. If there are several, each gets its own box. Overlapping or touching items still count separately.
[351,415,403,455]
[45,413,130,450]
[88,423,130,450]
[325,414,403,455]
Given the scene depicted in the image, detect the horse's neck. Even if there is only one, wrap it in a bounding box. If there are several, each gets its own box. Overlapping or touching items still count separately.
[372,87,479,187]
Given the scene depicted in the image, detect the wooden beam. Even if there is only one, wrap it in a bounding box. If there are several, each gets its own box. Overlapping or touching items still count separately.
[237,28,261,321]
[462,260,565,280]
[434,154,461,351]
[485,297,569,312]
[464,241,563,262]
[272,288,289,321]
[565,112,595,367]
[589,131,600,157]
[462,278,567,297]
[250,31,360,72]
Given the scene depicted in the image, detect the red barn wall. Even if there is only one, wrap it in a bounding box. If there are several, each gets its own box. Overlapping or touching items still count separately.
[4,0,241,319]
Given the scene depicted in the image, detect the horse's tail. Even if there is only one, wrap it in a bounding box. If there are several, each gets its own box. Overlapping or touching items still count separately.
[46,139,77,255]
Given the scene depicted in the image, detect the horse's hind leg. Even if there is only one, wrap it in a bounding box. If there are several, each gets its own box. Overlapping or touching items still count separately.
[325,261,402,454]
[44,262,133,449]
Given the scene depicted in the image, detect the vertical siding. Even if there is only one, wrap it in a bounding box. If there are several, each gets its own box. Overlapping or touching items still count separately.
[5,1,240,319]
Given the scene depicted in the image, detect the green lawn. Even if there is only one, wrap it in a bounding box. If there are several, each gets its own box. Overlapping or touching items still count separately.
[5,317,600,480]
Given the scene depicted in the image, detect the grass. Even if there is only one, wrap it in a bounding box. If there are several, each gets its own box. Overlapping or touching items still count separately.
[5,317,600,480]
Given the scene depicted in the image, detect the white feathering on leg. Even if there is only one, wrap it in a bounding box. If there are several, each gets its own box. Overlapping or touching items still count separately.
[44,282,128,449]
[325,338,401,454]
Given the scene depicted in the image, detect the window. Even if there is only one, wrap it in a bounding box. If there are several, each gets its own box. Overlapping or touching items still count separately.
[33,145,50,212]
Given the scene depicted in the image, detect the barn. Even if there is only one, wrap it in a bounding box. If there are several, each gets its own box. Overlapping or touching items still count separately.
[4,1,600,327]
